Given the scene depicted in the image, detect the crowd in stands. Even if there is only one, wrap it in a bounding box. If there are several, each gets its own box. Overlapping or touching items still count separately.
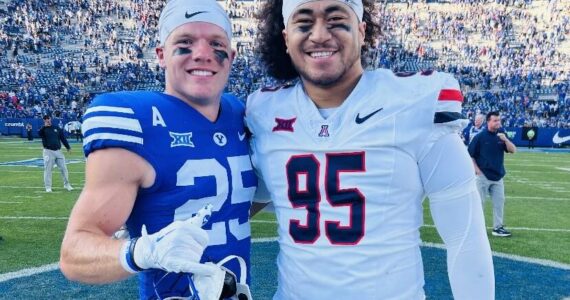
[1,0,569,129]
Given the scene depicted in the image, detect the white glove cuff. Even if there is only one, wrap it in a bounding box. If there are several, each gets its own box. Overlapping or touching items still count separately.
[119,238,143,274]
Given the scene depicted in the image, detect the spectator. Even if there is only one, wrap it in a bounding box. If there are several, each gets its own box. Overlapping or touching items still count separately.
[26,122,33,141]
[38,115,73,193]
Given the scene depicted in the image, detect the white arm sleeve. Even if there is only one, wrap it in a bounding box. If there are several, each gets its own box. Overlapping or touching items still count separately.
[420,133,495,300]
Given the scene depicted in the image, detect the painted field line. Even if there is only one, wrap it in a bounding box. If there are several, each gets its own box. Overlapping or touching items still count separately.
[506,180,570,193]
[0,155,45,158]
[14,196,41,199]
[252,237,279,243]
[509,196,570,201]
[509,164,570,168]
[0,186,83,189]
[0,216,68,220]
[0,170,84,174]
[250,220,277,224]
[507,161,568,165]
[422,224,570,233]
[0,186,53,189]
[0,147,42,150]
[0,147,44,150]
[505,180,570,185]
[421,242,570,270]
[2,238,568,284]
[0,201,23,204]
[0,263,59,283]
[509,170,569,174]
[506,158,568,162]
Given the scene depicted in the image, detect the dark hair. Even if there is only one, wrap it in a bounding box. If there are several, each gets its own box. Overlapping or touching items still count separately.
[486,111,500,121]
[43,115,51,120]
[255,0,381,80]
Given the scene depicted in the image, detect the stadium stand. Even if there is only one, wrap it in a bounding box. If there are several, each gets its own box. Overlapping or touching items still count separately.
[0,0,569,131]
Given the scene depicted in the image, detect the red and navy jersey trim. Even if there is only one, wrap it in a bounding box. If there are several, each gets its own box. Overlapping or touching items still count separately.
[434,112,464,124]
[437,89,463,102]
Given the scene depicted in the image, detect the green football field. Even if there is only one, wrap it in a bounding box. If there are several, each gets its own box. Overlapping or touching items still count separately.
[0,136,568,275]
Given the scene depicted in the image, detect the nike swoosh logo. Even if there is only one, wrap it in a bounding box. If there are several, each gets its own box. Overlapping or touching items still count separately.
[355,108,383,124]
[156,228,177,243]
[238,131,246,141]
[552,131,570,144]
[185,11,206,19]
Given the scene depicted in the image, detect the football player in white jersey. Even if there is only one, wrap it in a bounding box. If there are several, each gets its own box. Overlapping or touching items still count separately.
[60,0,255,299]
[246,0,495,299]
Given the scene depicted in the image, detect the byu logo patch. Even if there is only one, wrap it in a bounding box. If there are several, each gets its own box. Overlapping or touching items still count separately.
[170,132,194,147]
[213,132,227,146]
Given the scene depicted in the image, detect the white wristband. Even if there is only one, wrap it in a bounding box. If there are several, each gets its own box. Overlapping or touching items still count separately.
[119,239,141,274]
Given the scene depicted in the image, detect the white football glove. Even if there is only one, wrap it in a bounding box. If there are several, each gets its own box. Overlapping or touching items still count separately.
[132,204,217,275]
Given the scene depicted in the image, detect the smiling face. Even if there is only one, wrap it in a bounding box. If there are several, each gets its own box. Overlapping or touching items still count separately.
[156,22,235,106]
[282,0,365,87]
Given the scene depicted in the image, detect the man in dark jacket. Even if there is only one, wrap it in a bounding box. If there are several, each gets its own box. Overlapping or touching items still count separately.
[469,111,517,237]
[38,115,73,192]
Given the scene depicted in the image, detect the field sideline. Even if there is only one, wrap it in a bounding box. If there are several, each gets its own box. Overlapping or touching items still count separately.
[0,137,569,298]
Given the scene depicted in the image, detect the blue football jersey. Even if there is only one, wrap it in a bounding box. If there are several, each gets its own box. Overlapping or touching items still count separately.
[82,91,256,299]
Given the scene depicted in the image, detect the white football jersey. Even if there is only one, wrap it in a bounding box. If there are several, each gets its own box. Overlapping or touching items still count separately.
[246,69,467,300]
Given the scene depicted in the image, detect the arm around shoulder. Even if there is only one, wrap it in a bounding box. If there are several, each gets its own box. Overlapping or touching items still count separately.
[60,148,154,283]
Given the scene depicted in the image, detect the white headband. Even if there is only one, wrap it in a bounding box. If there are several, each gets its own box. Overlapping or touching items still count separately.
[158,0,232,46]
[282,0,364,27]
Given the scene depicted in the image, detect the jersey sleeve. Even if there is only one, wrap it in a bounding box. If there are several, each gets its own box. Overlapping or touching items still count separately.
[81,93,145,157]
[419,133,495,299]
[433,73,467,131]
[418,73,469,163]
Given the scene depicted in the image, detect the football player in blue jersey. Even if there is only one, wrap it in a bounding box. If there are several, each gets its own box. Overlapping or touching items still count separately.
[60,0,256,299]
